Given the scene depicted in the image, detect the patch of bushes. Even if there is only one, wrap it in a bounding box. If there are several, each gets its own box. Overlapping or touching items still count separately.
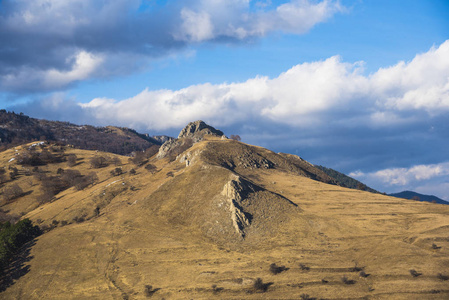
[269,263,288,275]
[0,218,41,269]
[299,263,310,271]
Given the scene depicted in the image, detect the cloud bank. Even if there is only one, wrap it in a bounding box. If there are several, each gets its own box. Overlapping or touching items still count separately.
[0,0,343,93]
[27,39,448,131]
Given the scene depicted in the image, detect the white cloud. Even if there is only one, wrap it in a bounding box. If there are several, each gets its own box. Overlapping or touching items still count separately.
[174,0,344,42]
[1,51,104,91]
[58,40,449,131]
[350,162,449,200]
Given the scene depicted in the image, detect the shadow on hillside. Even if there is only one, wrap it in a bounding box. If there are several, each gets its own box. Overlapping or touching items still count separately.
[0,239,36,292]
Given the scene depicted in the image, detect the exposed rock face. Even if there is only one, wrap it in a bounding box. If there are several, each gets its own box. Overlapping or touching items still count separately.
[157,120,224,159]
[178,120,224,139]
[220,175,255,237]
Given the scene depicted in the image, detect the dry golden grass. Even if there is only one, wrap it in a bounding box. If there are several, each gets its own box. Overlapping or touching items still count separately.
[1,139,448,299]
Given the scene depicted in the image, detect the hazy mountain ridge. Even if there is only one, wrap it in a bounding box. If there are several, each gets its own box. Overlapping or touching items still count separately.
[0,110,161,155]
[389,191,448,205]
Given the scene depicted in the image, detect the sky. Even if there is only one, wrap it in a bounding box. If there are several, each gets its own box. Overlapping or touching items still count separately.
[1,0,449,200]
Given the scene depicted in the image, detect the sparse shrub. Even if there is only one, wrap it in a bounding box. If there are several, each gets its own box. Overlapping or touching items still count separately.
[430,289,441,294]
[60,220,68,226]
[211,284,224,294]
[2,183,24,202]
[90,155,109,168]
[57,168,64,174]
[67,154,77,167]
[432,243,441,249]
[145,164,157,174]
[269,263,288,274]
[321,279,328,283]
[230,135,241,141]
[52,220,59,226]
[111,156,122,166]
[341,276,356,285]
[300,294,316,300]
[129,169,136,175]
[359,271,370,278]
[94,206,100,217]
[110,167,123,176]
[409,269,422,277]
[129,152,147,166]
[166,171,174,177]
[253,278,271,293]
[437,273,448,281]
[299,263,310,271]
[350,264,363,272]
[144,285,158,297]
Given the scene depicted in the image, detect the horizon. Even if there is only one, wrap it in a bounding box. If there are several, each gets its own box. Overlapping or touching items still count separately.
[1,0,448,200]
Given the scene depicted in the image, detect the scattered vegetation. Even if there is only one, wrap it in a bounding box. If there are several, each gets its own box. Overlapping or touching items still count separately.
[437,273,448,281]
[2,184,24,203]
[145,164,157,174]
[300,294,316,300]
[269,263,288,274]
[110,168,123,176]
[431,243,441,249]
[0,110,160,155]
[90,155,109,168]
[252,278,272,293]
[211,284,224,294]
[230,135,241,141]
[299,263,310,271]
[341,276,356,285]
[143,285,159,297]
[409,269,422,277]
[359,271,370,278]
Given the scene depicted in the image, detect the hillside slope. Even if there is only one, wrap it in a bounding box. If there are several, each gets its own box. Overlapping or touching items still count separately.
[0,122,448,299]
[0,110,160,155]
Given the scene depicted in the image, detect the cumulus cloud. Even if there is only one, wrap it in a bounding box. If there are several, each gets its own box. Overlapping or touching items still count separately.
[175,0,344,41]
[43,39,448,131]
[0,0,343,93]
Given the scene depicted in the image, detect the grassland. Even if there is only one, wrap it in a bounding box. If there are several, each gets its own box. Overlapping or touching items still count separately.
[0,139,448,299]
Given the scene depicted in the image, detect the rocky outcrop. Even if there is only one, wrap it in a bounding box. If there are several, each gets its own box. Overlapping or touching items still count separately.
[157,120,225,159]
[220,176,255,237]
[178,120,224,140]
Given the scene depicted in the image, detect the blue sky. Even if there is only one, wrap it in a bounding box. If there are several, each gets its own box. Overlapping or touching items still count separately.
[1,0,449,200]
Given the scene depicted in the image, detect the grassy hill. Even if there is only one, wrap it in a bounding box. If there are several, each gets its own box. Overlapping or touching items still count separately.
[0,128,448,299]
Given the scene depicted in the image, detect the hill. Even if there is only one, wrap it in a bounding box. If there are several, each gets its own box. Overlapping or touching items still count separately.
[315,165,378,193]
[389,191,448,205]
[0,110,160,155]
[0,121,448,299]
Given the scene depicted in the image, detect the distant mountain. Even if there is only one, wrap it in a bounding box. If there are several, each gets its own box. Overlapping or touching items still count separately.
[315,165,378,193]
[0,110,161,155]
[389,191,448,205]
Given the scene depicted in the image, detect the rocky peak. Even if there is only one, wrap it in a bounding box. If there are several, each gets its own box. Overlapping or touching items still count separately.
[178,120,224,139]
